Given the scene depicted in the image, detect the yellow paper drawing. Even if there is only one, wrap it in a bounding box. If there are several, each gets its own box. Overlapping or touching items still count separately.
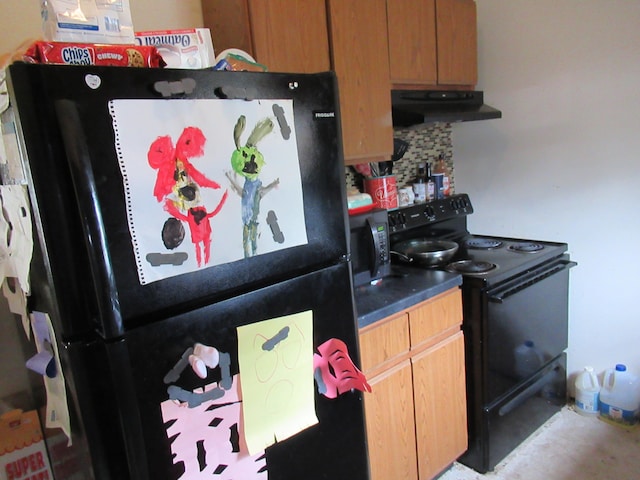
[237,311,318,454]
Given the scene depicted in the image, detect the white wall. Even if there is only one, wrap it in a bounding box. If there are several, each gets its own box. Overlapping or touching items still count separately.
[453,0,640,386]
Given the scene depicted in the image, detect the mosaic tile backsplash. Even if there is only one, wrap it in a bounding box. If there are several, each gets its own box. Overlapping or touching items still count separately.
[345,123,455,195]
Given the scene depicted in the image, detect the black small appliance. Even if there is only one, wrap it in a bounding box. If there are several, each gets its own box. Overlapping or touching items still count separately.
[349,208,391,287]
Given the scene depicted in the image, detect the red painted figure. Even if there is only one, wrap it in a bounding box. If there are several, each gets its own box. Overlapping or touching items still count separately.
[148,127,228,266]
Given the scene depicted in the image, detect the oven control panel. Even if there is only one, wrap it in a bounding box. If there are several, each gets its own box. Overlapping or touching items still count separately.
[387,193,473,233]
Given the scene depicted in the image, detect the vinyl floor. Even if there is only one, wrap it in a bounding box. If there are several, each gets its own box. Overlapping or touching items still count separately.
[438,406,640,480]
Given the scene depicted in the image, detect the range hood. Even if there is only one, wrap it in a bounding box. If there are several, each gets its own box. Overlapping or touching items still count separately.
[391,90,501,127]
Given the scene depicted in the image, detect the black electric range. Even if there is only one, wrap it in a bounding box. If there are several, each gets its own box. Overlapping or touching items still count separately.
[388,194,569,286]
[388,194,576,473]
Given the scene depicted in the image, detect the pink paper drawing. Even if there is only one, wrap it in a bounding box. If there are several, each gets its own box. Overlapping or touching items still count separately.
[148,127,228,267]
[313,338,372,399]
[161,374,267,479]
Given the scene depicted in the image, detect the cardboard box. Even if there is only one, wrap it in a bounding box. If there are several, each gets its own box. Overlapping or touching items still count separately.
[135,28,216,69]
[1,410,54,480]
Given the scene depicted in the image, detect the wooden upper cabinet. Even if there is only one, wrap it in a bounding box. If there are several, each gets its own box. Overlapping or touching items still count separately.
[249,0,331,72]
[387,0,438,85]
[327,0,394,163]
[201,0,330,72]
[202,0,253,56]
[387,0,478,88]
[436,0,477,86]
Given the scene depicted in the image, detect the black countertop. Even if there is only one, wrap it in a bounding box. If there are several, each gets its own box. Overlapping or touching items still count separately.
[354,265,462,329]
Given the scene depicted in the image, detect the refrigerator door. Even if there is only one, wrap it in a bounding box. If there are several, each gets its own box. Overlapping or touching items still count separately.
[8,64,349,340]
[71,262,369,480]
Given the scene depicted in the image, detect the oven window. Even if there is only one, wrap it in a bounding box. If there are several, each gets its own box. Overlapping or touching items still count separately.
[484,261,571,403]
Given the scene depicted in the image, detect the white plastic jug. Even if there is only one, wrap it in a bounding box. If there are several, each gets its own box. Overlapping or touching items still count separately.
[574,366,600,416]
[599,364,640,425]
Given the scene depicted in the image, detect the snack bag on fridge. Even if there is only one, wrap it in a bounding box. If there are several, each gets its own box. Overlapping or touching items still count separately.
[41,0,135,45]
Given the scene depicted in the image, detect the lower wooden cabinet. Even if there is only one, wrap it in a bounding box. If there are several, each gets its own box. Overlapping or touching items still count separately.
[412,331,467,479]
[359,288,467,480]
[365,360,419,480]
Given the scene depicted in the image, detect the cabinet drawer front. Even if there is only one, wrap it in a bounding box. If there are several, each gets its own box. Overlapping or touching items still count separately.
[359,313,410,373]
[409,288,462,347]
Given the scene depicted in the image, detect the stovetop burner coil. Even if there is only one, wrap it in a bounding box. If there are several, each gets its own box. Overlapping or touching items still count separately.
[465,238,503,250]
[447,260,498,275]
[508,242,545,253]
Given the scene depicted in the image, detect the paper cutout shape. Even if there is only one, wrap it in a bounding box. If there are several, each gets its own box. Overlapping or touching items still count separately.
[236,311,318,455]
[0,185,33,294]
[189,343,221,379]
[2,278,30,338]
[161,374,267,479]
[163,343,233,409]
[30,312,71,444]
[313,338,371,399]
[26,351,56,378]
[109,98,308,285]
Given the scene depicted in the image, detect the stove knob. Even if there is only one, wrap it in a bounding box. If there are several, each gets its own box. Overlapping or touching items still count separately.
[388,215,396,227]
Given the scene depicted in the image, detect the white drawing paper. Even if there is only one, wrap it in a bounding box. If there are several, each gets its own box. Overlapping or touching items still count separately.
[109,98,307,285]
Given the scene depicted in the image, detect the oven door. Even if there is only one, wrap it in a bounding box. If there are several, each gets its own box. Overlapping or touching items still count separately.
[484,257,576,403]
[483,353,566,472]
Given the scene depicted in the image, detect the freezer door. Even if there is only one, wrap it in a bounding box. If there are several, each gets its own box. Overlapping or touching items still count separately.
[8,64,350,339]
[78,262,369,480]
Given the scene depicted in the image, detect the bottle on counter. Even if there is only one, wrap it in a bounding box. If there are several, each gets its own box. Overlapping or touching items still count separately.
[433,154,451,197]
[425,163,435,202]
[412,164,427,203]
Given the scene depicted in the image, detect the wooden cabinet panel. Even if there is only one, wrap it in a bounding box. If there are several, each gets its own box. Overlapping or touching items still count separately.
[412,331,467,479]
[359,287,466,480]
[359,313,410,374]
[387,0,478,88]
[387,0,437,85]
[409,289,462,348]
[436,0,477,86]
[249,0,331,72]
[202,0,330,73]
[364,361,419,480]
[202,0,253,56]
[327,0,394,163]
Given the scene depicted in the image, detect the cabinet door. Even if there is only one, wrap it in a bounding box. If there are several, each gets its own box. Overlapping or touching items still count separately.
[249,0,331,72]
[364,361,419,480]
[202,0,330,73]
[387,0,438,85]
[412,331,468,479]
[327,0,393,163]
[201,0,254,56]
[436,0,478,86]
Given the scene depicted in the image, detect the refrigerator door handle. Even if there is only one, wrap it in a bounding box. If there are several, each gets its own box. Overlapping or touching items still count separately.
[54,99,124,338]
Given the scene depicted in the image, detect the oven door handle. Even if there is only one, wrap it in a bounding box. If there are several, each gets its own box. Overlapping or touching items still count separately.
[488,259,577,304]
[498,368,558,417]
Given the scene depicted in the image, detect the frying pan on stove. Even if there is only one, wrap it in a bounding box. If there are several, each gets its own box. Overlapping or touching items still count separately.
[391,238,459,266]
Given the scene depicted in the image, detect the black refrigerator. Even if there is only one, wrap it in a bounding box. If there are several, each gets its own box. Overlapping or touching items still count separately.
[2,63,370,480]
